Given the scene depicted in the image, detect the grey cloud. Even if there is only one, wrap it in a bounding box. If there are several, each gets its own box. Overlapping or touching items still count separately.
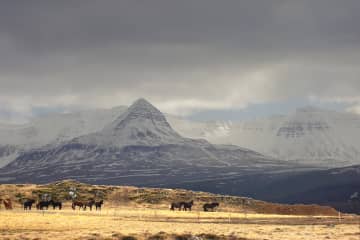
[0,0,360,118]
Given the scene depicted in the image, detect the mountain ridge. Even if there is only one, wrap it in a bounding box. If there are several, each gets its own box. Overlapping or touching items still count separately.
[0,98,297,185]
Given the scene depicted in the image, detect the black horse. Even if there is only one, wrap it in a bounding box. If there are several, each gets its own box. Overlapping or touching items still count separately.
[182,200,194,211]
[23,199,36,210]
[95,200,103,211]
[83,199,95,211]
[50,200,62,210]
[170,202,183,211]
[36,200,51,210]
[72,201,85,210]
[203,202,219,212]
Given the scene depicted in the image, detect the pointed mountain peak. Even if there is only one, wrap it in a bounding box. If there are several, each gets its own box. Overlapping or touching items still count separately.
[89,98,184,147]
[131,98,153,107]
[132,98,152,106]
[128,98,160,113]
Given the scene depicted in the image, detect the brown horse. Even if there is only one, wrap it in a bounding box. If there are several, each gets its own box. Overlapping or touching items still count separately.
[3,199,13,210]
[83,199,95,211]
[72,201,85,210]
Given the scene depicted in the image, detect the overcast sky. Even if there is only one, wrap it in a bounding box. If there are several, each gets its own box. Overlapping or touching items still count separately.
[1,1,360,123]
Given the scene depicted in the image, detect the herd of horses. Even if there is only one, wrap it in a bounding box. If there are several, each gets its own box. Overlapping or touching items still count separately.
[1,198,219,212]
[170,200,220,212]
[72,200,104,211]
[22,199,104,211]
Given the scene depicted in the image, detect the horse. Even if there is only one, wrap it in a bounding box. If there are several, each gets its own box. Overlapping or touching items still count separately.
[170,202,183,211]
[182,200,194,211]
[3,199,13,210]
[203,202,219,212]
[95,200,103,211]
[50,200,62,210]
[36,200,51,210]
[23,199,36,210]
[72,201,85,210]
[83,199,95,211]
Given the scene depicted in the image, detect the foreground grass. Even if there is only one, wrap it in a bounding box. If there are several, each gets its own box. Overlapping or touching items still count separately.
[0,206,359,240]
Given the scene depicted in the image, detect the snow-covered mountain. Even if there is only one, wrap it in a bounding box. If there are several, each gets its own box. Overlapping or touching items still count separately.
[1,101,359,169]
[169,107,360,167]
[0,99,295,184]
[75,99,186,147]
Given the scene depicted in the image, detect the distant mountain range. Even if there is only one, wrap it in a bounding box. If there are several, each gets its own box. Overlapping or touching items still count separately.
[0,99,302,185]
[2,102,360,168]
[0,98,359,213]
[171,106,360,167]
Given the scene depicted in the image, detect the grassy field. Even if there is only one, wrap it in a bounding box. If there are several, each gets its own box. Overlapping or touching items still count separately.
[0,205,359,240]
[1,181,359,239]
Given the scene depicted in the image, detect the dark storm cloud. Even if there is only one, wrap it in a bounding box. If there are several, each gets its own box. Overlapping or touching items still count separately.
[1,0,360,118]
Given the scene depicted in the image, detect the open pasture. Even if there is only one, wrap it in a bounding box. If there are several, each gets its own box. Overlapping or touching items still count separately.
[0,205,359,240]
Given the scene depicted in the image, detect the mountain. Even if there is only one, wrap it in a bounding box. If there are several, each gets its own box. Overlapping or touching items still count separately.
[75,98,186,147]
[0,99,300,184]
[2,103,359,168]
[169,107,360,167]
[0,106,126,167]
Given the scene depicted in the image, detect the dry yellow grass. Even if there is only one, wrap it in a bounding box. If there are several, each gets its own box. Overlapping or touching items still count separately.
[0,181,359,239]
[0,206,359,240]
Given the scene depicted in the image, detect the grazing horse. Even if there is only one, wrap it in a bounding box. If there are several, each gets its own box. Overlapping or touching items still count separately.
[95,200,103,211]
[170,202,183,211]
[182,200,194,211]
[50,200,62,210]
[203,202,219,212]
[83,199,95,211]
[23,199,36,210]
[72,201,85,210]
[3,199,13,210]
[36,201,51,210]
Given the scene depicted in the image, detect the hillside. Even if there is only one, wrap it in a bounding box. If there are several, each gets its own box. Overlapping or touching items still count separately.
[0,180,338,216]
[164,165,360,214]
